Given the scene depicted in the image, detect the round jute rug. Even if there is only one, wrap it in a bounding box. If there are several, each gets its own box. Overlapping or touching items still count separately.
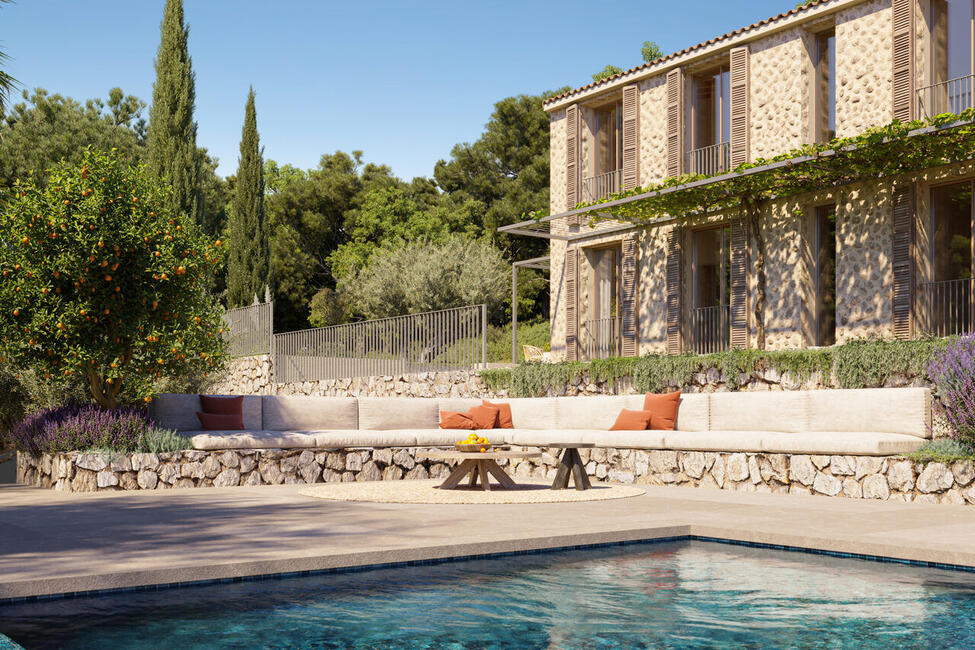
[299,479,645,505]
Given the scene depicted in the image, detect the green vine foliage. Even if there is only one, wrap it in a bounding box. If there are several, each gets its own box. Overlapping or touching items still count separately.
[481,339,943,398]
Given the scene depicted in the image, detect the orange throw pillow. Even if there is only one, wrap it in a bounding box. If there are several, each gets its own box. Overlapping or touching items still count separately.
[468,404,500,430]
[610,409,653,431]
[439,411,475,430]
[644,391,681,430]
[482,400,513,429]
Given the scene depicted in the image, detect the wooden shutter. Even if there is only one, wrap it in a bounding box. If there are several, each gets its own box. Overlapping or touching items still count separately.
[622,85,640,191]
[730,218,749,348]
[566,105,580,226]
[666,227,683,354]
[666,69,684,178]
[729,46,750,168]
[892,0,915,122]
[620,236,640,357]
[565,247,579,360]
[891,185,915,339]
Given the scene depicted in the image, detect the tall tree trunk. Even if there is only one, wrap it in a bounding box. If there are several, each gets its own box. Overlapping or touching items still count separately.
[86,370,122,409]
[744,198,766,350]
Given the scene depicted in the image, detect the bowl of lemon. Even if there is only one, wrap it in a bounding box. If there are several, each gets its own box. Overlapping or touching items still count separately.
[455,433,492,452]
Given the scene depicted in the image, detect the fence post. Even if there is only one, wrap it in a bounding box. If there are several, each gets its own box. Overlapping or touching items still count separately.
[481,303,488,369]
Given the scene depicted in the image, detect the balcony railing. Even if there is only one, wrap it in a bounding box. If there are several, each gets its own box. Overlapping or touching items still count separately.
[692,305,730,355]
[581,169,622,203]
[584,317,619,360]
[921,279,973,338]
[917,75,975,119]
[686,142,731,177]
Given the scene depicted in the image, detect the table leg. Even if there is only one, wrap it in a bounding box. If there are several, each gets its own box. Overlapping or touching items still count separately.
[477,460,492,492]
[569,448,591,491]
[485,460,518,489]
[551,450,573,490]
[468,467,480,488]
[439,459,476,490]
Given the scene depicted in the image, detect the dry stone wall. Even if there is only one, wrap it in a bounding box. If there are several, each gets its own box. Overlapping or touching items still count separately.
[18,447,975,506]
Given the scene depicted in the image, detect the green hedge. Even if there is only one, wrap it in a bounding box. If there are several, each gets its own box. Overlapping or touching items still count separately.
[480,338,948,397]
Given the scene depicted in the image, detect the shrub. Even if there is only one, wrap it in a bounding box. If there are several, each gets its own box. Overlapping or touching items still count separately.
[0,148,226,408]
[9,404,152,455]
[927,335,975,446]
[906,438,975,464]
[136,427,189,453]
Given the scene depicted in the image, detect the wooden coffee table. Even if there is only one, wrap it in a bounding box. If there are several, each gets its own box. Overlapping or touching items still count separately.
[549,443,594,491]
[415,450,541,491]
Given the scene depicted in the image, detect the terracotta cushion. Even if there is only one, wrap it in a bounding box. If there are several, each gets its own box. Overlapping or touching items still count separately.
[644,391,681,430]
[610,409,653,431]
[196,411,244,431]
[482,400,514,429]
[469,404,500,430]
[199,395,243,416]
[439,411,475,430]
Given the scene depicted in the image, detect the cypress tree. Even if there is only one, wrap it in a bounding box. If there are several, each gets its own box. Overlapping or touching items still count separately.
[227,87,269,307]
[146,0,203,227]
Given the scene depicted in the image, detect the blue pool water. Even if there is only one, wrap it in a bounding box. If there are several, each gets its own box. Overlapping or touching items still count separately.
[2,540,975,649]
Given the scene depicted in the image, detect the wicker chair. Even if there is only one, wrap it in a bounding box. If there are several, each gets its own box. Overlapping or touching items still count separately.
[522,345,546,362]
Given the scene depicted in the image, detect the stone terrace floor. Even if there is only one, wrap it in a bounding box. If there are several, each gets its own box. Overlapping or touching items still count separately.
[2,482,975,601]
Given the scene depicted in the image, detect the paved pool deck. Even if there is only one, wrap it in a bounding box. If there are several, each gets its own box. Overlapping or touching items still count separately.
[2,482,975,601]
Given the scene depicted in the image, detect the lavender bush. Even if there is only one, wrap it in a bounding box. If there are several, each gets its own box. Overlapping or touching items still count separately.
[9,405,153,456]
[927,334,975,447]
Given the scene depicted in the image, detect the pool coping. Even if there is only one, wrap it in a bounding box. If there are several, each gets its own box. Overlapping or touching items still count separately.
[2,522,974,606]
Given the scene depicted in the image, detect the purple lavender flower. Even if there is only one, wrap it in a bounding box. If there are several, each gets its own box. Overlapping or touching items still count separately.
[927,334,975,446]
[10,404,152,455]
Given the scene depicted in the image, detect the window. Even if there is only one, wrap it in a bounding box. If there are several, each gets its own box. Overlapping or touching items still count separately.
[814,30,836,143]
[586,246,620,359]
[583,101,623,201]
[926,180,974,336]
[811,205,837,346]
[689,67,731,174]
[927,0,975,115]
[691,227,731,353]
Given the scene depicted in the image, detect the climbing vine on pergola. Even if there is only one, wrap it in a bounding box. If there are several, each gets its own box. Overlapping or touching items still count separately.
[530,109,975,348]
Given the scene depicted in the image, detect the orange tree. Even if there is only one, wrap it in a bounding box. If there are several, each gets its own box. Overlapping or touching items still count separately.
[0,148,226,408]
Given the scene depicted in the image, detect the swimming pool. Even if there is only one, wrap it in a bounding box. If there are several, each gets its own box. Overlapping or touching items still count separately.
[2,540,974,648]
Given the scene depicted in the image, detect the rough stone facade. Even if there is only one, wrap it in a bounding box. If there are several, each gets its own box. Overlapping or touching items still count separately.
[18,447,975,506]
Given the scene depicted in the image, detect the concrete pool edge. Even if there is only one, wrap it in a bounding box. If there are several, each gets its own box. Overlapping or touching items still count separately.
[3,521,974,605]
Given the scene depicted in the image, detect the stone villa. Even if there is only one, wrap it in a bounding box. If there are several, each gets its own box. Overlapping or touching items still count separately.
[502,0,975,360]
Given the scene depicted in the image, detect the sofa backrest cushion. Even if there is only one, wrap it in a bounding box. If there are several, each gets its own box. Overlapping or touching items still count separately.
[151,394,262,432]
[555,395,643,430]
[358,397,439,430]
[262,396,358,431]
[708,391,808,433]
[673,394,709,432]
[438,398,484,415]
[506,397,558,430]
[806,387,931,438]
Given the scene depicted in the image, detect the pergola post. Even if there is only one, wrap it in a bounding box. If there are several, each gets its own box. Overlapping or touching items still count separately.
[510,256,551,365]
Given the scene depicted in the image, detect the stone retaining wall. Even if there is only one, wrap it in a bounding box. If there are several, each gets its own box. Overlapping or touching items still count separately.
[17,448,975,505]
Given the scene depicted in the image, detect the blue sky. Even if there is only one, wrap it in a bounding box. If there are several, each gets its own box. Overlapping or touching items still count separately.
[2,0,795,181]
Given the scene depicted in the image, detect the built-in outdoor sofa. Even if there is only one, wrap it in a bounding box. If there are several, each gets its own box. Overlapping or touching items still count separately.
[150,388,932,456]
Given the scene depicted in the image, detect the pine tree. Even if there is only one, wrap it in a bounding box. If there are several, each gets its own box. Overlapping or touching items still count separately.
[146,0,203,227]
[227,87,269,307]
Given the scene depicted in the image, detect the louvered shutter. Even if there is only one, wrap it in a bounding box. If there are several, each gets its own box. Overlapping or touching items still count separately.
[622,85,640,191]
[730,218,749,348]
[565,247,579,360]
[892,0,915,122]
[620,236,640,357]
[566,105,580,226]
[729,46,750,169]
[666,227,683,354]
[891,186,915,339]
[666,69,684,178]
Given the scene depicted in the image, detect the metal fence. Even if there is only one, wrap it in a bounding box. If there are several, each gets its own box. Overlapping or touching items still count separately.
[273,304,488,383]
[692,305,730,355]
[687,142,731,176]
[921,279,973,338]
[583,317,619,360]
[222,302,274,357]
[917,74,975,119]
[581,169,622,203]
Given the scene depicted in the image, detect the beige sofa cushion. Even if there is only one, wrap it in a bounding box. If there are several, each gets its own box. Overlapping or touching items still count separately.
[358,397,440,430]
[674,393,709,432]
[151,394,262,431]
[506,398,558,430]
[189,430,317,450]
[309,430,419,447]
[586,430,669,449]
[437,398,485,415]
[663,430,769,453]
[761,431,926,455]
[262,396,358,431]
[709,391,808,433]
[555,395,645,430]
[508,428,590,446]
[806,388,932,438]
